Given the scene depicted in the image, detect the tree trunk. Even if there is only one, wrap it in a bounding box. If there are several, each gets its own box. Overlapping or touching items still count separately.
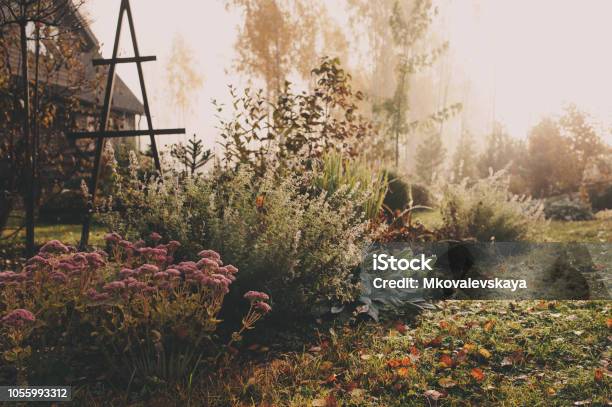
[0,193,13,231]
[19,20,35,256]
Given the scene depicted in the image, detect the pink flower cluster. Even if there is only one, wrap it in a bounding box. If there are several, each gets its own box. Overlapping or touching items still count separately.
[1,308,36,327]
[243,291,272,314]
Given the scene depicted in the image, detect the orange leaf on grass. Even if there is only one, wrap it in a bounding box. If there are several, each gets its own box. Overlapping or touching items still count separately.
[606,318,612,329]
[471,367,485,381]
[394,321,408,334]
[483,319,495,332]
[438,377,457,388]
[425,335,442,348]
[478,348,492,359]
[397,367,411,378]
[439,320,450,330]
[439,354,454,368]
[463,343,477,353]
[387,359,401,368]
[594,368,604,382]
[323,374,337,384]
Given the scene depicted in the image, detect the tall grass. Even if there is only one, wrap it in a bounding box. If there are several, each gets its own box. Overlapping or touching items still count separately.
[314,152,388,220]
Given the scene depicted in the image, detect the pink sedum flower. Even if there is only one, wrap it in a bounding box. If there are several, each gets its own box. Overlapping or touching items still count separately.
[1,309,36,327]
[244,291,270,302]
[197,249,221,261]
[138,264,160,274]
[103,281,126,292]
[254,302,272,314]
[150,232,162,242]
[104,232,122,243]
[39,240,69,254]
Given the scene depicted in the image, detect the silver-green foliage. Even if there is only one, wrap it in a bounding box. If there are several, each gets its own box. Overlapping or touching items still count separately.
[100,156,369,315]
[438,171,544,242]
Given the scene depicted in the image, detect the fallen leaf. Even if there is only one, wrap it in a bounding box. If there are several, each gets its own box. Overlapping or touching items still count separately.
[424,389,446,400]
[323,374,337,384]
[400,357,412,367]
[573,399,592,405]
[607,318,612,329]
[387,359,401,368]
[547,387,556,395]
[594,368,603,382]
[438,377,457,388]
[455,349,468,364]
[425,336,442,348]
[320,361,334,371]
[463,343,477,353]
[360,354,371,360]
[309,346,322,353]
[439,320,450,330]
[394,321,408,334]
[471,367,485,381]
[312,399,327,407]
[397,367,411,377]
[483,319,495,332]
[439,354,454,368]
[478,348,492,359]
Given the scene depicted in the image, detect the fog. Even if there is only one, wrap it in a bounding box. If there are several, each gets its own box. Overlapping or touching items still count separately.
[83,0,612,153]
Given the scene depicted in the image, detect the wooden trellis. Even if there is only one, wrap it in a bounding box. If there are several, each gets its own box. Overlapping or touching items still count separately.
[68,0,185,247]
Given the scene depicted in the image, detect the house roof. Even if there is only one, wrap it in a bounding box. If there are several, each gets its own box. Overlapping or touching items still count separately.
[76,49,146,115]
[72,6,145,115]
[5,3,145,116]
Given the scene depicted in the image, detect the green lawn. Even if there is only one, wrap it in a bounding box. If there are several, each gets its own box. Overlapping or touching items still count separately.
[2,214,611,406]
[1,223,106,247]
[412,209,612,243]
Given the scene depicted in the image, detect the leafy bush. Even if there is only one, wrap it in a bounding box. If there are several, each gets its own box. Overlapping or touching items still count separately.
[543,195,594,221]
[438,172,544,241]
[313,151,387,220]
[587,184,612,211]
[383,171,410,213]
[100,160,368,317]
[0,236,270,386]
[217,57,375,178]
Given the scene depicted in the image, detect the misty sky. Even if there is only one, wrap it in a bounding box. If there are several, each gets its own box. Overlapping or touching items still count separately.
[83,0,612,151]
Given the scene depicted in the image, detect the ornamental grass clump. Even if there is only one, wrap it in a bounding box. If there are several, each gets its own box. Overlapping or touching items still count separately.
[0,235,270,386]
[438,171,544,241]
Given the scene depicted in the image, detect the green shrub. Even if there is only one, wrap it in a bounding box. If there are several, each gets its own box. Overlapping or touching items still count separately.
[543,195,594,220]
[314,152,387,220]
[383,171,433,214]
[0,237,269,386]
[587,184,612,211]
[408,183,434,208]
[383,171,410,213]
[100,160,368,317]
[438,172,544,241]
